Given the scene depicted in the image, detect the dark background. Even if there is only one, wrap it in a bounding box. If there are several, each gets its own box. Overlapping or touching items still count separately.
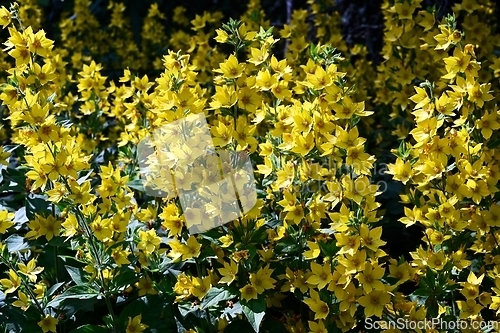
[11,0,471,65]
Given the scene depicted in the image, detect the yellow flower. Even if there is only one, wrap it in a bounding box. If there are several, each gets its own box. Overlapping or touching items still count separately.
[25,27,54,58]
[427,251,447,270]
[174,273,192,299]
[0,210,14,234]
[410,86,431,110]
[111,247,131,267]
[335,233,360,256]
[90,216,112,242]
[303,289,329,320]
[249,266,276,294]
[0,269,21,295]
[38,315,58,333]
[160,205,183,237]
[475,111,500,139]
[126,315,148,333]
[210,85,238,109]
[0,6,10,28]
[0,146,10,166]
[137,229,161,254]
[416,10,435,31]
[434,25,461,50]
[218,259,238,285]
[218,234,233,248]
[338,250,366,274]
[394,1,415,20]
[18,259,44,283]
[456,299,483,319]
[468,82,493,107]
[410,117,442,146]
[387,159,412,184]
[345,146,374,175]
[358,290,391,318]
[61,213,79,239]
[136,275,157,297]
[461,281,480,300]
[466,179,490,204]
[248,47,269,66]
[240,284,258,301]
[443,48,471,79]
[12,290,30,311]
[191,276,212,300]
[210,121,234,147]
[8,44,31,67]
[307,262,332,290]
[215,54,245,79]
[335,282,360,318]
[388,260,411,284]
[425,228,451,245]
[305,66,331,90]
[308,320,327,333]
[303,241,321,260]
[271,81,292,101]
[356,262,385,293]
[359,224,386,252]
[255,69,277,91]
[332,97,362,119]
[237,87,260,112]
[27,214,61,241]
[181,235,201,260]
[214,29,228,43]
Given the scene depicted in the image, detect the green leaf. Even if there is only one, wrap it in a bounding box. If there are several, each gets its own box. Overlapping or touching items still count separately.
[0,167,26,192]
[317,240,339,257]
[46,282,65,297]
[110,269,138,291]
[65,266,88,285]
[487,138,500,149]
[47,285,100,316]
[241,302,265,333]
[397,140,405,157]
[127,179,145,192]
[25,193,50,220]
[4,234,29,252]
[118,295,177,332]
[178,302,206,319]
[69,325,109,333]
[242,296,266,313]
[326,323,341,333]
[425,266,436,288]
[201,287,238,309]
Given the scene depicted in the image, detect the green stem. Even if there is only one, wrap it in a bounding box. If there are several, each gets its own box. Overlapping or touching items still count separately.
[52,204,60,284]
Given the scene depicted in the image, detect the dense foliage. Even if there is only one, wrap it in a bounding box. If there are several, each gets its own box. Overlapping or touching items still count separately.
[1,0,500,332]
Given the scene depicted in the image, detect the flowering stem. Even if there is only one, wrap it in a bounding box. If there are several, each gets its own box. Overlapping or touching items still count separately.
[37,150,120,331]
[0,256,44,314]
